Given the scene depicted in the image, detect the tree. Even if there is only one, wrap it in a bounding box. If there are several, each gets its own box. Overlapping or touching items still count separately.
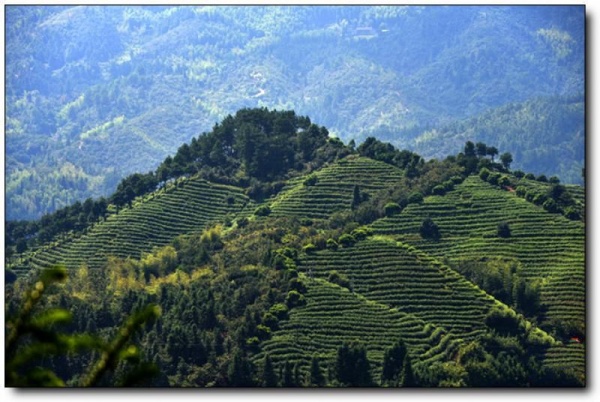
[408,192,424,205]
[420,218,440,240]
[400,354,416,387]
[476,142,488,158]
[500,152,513,169]
[16,238,28,254]
[310,355,326,387]
[6,266,160,387]
[479,167,491,181]
[227,349,255,387]
[381,340,407,386]
[338,234,356,247]
[497,222,511,238]
[335,341,373,387]
[486,146,499,162]
[282,360,294,387]
[352,185,361,210]
[262,354,278,387]
[464,141,476,157]
[293,362,303,387]
[384,202,401,217]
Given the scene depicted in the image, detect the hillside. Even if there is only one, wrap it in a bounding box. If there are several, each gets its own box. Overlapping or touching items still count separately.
[5,111,585,387]
[269,156,404,219]
[409,96,585,185]
[12,176,251,277]
[371,175,585,334]
[5,5,584,220]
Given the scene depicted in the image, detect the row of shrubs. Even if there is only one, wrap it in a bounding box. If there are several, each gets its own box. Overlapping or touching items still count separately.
[479,168,581,220]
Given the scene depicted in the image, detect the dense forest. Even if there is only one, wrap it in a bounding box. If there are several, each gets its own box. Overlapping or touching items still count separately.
[5,5,584,220]
[6,109,585,387]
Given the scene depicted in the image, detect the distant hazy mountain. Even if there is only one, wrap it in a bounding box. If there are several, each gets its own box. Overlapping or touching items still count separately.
[5,5,584,220]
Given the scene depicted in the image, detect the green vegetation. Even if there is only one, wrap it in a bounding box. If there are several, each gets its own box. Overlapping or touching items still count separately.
[5,108,584,387]
[6,266,160,387]
[6,6,583,220]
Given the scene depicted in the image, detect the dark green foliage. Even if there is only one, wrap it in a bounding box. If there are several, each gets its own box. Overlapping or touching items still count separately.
[6,269,18,284]
[476,142,488,158]
[500,152,513,169]
[303,243,317,254]
[352,185,361,210]
[485,308,521,337]
[498,175,511,187]
[282,361,294,387]
[479,168,491,181]
[262,355,278,387]
[543,199,560,213]
[497,222,511,238]
[486,146,498,162]
[338,233,356,247]
[227,349,255,387]
[464,141,476,157]
[431,185,446,196]
[254,205,271,217]
[328,270,350,289]
[525,173,536,180]
[303,174,318,186]
[565,207,581,220]
[326,238,339,250]
[335,342,373,387]
[6,266,159,387]
[407,192,424,205]
[549,176,561,184]
[400,354,416,387]
[381,340,407,386]
[487,172,500,186]
[384,202,401,217]
[310,355,326,387]
[537,174,548,182]
[419,218,440,240]
[285,290,306,308]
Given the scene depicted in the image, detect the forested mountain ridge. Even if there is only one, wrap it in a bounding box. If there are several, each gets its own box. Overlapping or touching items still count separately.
[6,109,585,387]
[5,5,584,220]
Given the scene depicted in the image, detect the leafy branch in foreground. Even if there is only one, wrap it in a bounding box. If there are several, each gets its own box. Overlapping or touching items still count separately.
[6,265,161,387]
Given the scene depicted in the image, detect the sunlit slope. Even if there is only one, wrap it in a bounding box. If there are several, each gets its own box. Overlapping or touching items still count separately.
[298,237,496,338]
[269,156,404,219]
[255,276,461,379]
[370,176,585,331]
[24,177,251,273]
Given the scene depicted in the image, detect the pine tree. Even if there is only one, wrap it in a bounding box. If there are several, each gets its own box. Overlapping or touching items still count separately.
[262,354,278,387]
[227,349,254,387]
[352,185,361,210]
[381,340,407,386]
[310,355,326,387]
[400,354,416,387]
[282,360,294,387]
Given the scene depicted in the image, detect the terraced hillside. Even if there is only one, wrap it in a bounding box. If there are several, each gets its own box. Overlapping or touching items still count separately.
[269,156,404,219]
[259,236,558,383]
[298,237,496,338]
[371,176,584,328]
[19,177,251,274]
[256,276,464,380]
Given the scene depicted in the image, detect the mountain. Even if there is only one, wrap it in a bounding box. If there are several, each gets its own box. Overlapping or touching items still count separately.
[5,5,584,220]
[5,109,585,387]
[409,95,585,185]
